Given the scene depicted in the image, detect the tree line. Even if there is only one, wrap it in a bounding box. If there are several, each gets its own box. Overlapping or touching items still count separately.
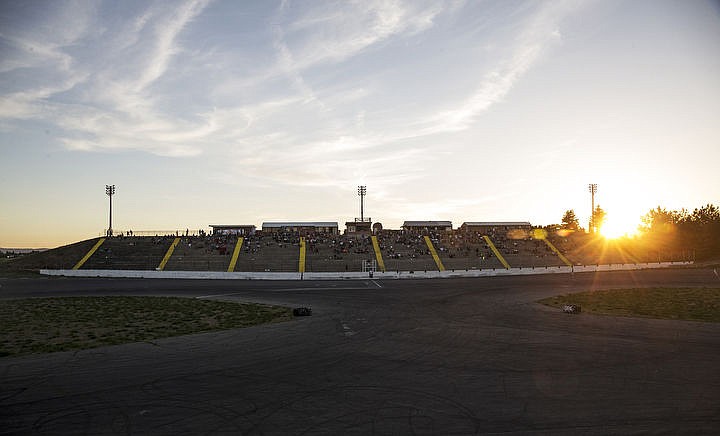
[637,204,720,259]
[555,204,720,260]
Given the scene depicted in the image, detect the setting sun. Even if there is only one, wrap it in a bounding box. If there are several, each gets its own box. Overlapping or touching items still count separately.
[600,217,639,239]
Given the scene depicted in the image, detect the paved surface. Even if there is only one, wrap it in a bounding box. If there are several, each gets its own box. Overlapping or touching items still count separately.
[1,268,719,434]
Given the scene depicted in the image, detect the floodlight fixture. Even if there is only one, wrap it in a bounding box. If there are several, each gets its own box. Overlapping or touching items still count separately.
[106,184,115,236]
[358,185,367,222]
[588,183,597,233]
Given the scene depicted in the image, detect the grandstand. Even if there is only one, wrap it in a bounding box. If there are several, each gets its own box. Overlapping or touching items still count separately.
[0,218,694,276]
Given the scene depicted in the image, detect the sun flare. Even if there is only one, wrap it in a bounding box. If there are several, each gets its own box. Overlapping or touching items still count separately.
[599,217,639,239]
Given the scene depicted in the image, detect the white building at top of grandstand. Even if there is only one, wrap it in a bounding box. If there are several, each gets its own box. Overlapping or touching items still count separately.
[459,222,532,232]
[261,222,339,234]
[209,224,256,235]
[402,221,453,233]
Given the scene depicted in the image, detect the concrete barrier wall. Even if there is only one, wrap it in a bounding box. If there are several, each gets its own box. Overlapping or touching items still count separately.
[41,262,693,280]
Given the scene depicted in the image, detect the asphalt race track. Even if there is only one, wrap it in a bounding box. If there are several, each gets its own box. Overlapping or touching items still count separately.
[1,268,719,434]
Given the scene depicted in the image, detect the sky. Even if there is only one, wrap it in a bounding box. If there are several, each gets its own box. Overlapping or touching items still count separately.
[1,0,719,248]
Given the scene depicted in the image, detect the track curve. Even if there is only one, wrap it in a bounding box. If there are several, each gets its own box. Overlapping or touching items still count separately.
[1,268,719,434]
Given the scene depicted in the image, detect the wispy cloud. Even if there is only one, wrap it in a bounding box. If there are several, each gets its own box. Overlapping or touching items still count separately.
[275,0,443,71]
[412,1,571,135]
[0,0,214,156]
[127,0,211,93]
[225,0,576,185]
[0,0,579,183]
[0,0,96,73]
[0,75,89,119]
[0,34,73,73]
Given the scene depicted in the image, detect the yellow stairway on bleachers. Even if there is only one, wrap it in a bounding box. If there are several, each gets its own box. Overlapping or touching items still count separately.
[371,235,386,272]
[541,238,573,267]
[73,238,106,270]
[482,235,510,269]
[423,236,445,272]
[157,237,181,271]
[299,237,306,273]
[227,237,244,272]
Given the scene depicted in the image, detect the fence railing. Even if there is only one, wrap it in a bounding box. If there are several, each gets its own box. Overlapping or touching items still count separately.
[97,230,206,237]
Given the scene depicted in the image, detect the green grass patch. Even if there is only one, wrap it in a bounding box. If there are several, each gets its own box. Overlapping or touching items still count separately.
[539,287,720,322]
[0,296,292,356]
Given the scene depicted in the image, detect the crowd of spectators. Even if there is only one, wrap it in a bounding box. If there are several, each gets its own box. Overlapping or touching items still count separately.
[102,227,574,267]
[375,231,431,259]
[375,228,561,262]
[73,221,697,270]
[305,233,372,260]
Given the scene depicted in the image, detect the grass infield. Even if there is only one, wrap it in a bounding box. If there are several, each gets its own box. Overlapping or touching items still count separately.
[539,287,720,322]
[0,296,293,357]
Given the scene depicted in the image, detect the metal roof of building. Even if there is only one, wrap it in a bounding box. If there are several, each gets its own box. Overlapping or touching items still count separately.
[261,222,339,227]
[402,221,453,227]
[461,221,531,227]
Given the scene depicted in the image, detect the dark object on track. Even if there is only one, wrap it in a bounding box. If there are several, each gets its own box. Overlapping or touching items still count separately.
[293,307,312,316]
[563,304,581,314]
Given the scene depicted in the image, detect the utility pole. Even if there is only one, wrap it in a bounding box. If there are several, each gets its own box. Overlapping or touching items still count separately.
[106,184,115,236]
[357,185,367,221]
[588,183,597,234]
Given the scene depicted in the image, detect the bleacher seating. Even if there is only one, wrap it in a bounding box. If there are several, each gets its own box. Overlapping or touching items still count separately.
[430,232,509,270]
[304,234,376,272]
[164,235,239,271]
[374,231,444,272]
[233,233,301,272]
[12,223,689,274]
[2,238,101,271]
[80,236,174,270]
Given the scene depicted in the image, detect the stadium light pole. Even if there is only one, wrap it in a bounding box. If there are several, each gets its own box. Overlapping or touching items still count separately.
[588,183,597,234]
[358,186,366,222]
[106,184,115,237]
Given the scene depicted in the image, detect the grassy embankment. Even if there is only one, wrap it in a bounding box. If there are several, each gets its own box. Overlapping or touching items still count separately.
[540,287,720,322]
[0,296,292,357]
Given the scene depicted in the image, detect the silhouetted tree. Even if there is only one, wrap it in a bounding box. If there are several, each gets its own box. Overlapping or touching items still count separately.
[561,209,581,232]
[638,204,720,260]
[688,204,720,226]
[685,204,720,258]
[639,207,684,234]
[592,205,606,234]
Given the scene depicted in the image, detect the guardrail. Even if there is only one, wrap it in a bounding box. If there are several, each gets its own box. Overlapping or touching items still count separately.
[41,261,693,280]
